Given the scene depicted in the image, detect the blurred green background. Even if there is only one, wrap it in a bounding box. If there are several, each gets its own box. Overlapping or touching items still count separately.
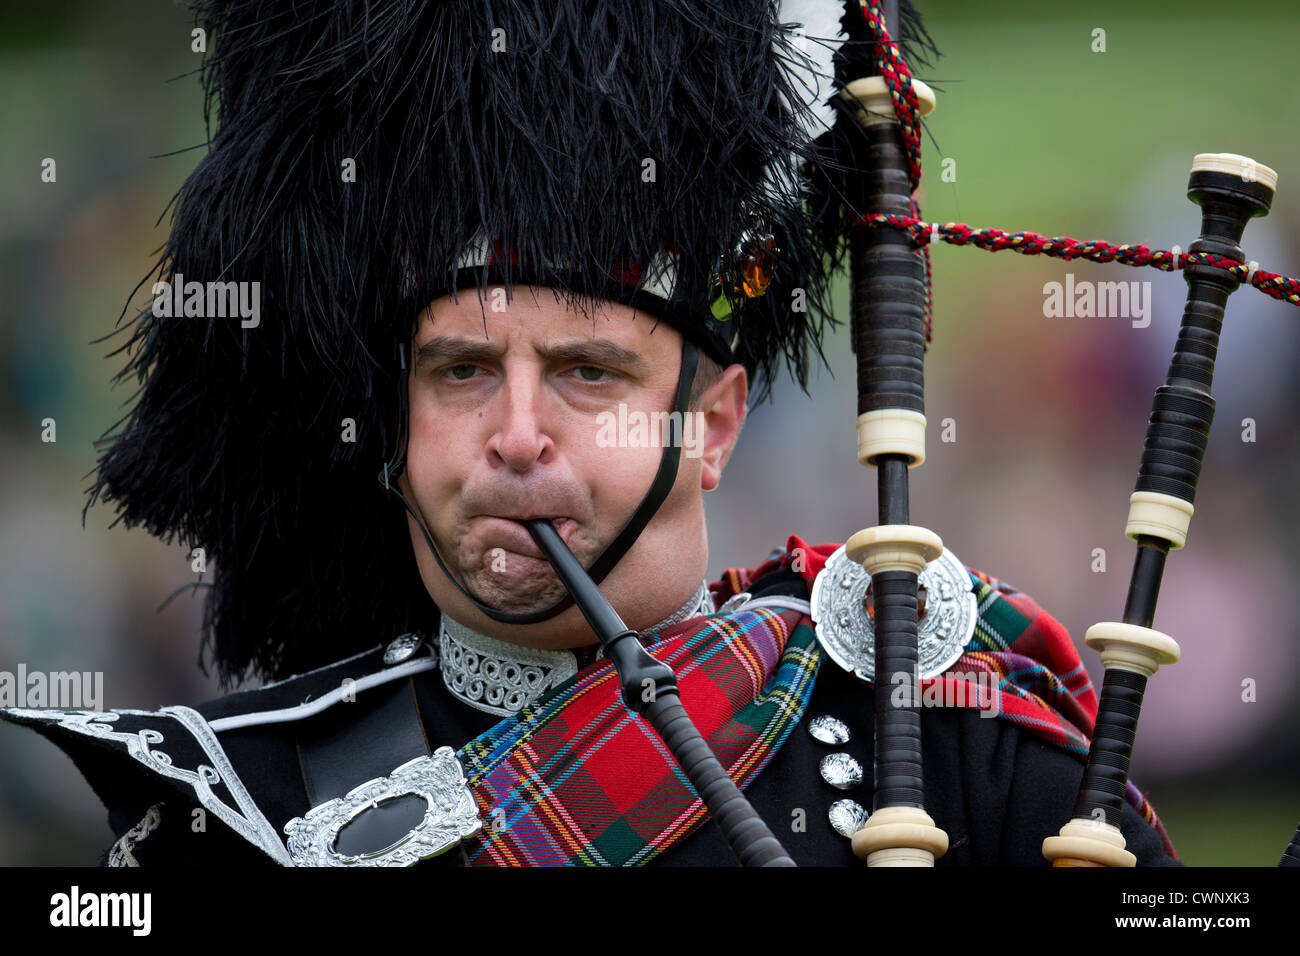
[0,0,1297,865]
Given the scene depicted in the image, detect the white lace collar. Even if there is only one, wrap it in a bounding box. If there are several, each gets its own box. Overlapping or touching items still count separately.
[439,579,715,717]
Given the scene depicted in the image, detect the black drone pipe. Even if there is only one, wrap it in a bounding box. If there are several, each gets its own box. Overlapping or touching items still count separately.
[832,60,948,865]
[1043,153,1277,866]
[522,518,796,867]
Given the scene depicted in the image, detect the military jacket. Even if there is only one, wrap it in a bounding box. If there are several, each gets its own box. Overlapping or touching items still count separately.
[0,554,1180,867]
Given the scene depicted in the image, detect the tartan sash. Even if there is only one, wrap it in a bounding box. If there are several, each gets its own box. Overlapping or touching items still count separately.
[455,604,820,866]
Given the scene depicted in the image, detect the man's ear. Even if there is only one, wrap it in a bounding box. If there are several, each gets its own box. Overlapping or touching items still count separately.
[698,364,747,492]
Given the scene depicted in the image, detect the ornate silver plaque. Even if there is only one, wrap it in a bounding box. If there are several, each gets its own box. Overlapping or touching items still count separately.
[284,748,482,866]
[810,544,977,683]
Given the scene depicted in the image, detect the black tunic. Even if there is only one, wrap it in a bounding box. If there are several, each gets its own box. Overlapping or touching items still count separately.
[0,565,1179,867]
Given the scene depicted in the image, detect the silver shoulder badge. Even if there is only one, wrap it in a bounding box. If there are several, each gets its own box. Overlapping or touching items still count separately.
[810,544,977,683]
[283,748,482,867]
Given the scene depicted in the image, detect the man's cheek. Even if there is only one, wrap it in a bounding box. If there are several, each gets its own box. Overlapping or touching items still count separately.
[587,463,648,536]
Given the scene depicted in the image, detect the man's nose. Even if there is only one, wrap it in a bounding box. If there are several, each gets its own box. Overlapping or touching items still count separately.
[486,369,554,472]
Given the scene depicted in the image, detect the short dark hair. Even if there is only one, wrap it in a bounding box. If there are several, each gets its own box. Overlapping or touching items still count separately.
[687,352,726,410]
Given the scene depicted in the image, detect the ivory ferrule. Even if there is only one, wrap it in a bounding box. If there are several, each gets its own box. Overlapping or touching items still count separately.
[1084,622,1181,678]
[845,525,942,576]
[1042,818,1136,868]
[840,76,937,128]
[851,805,948,866]
[1126,491,1194,550]
[1191,152,1278,190]
[856,409,927,467]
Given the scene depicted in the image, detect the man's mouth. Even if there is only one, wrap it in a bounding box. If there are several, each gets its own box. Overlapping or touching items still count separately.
[477,515,575,561]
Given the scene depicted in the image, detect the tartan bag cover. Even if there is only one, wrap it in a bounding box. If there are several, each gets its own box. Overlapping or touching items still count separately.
[452,533,1176,865]
[729,535,1178,860]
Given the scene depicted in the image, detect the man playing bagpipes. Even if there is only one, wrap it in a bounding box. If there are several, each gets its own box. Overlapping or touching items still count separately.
[0,0,1181,867]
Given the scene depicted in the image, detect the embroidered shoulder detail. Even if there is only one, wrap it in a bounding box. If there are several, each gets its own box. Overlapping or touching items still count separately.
[4,706,292,865]
[108,803,164,867]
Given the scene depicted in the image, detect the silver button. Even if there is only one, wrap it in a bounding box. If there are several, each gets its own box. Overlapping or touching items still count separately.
[828,799,870,838]
[808,714,850,745]
[819,752,864,790]
[384,633,424,666]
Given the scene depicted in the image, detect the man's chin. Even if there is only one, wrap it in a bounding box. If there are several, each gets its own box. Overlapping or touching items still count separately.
[459,566,570,615]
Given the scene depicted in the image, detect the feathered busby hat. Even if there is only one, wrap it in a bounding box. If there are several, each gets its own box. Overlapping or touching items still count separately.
[89,0,938,687]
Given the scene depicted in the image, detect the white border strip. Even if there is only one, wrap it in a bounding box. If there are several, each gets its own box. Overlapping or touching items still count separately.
[734,596,811,616]
[208,657,439,732]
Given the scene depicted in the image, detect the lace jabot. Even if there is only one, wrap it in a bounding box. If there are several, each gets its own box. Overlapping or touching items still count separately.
[439,579,714,717]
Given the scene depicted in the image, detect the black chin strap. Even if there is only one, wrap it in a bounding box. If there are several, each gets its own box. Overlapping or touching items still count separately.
[380,338,699,624]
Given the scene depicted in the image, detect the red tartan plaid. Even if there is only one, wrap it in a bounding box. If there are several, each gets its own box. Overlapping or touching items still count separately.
[457,604,820,866]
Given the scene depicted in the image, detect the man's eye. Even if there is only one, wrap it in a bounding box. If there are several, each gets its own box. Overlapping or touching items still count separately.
[572,365,612,383]
[443,364,480,381]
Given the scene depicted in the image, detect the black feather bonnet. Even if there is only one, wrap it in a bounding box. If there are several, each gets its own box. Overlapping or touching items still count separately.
[89,0,938,687]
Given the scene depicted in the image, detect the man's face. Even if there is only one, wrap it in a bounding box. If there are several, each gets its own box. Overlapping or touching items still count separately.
[399,285,747,649]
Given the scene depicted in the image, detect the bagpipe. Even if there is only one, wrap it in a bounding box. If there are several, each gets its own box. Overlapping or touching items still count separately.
[520,0,1300,866]
[841,0,1299,867]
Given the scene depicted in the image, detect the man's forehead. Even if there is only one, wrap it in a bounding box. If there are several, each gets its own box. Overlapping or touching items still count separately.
[414,285,682,352]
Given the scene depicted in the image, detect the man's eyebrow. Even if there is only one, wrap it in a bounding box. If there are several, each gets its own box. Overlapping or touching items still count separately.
[413,336,500,371]
[413,335,650,376]
[538,340,649,375]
